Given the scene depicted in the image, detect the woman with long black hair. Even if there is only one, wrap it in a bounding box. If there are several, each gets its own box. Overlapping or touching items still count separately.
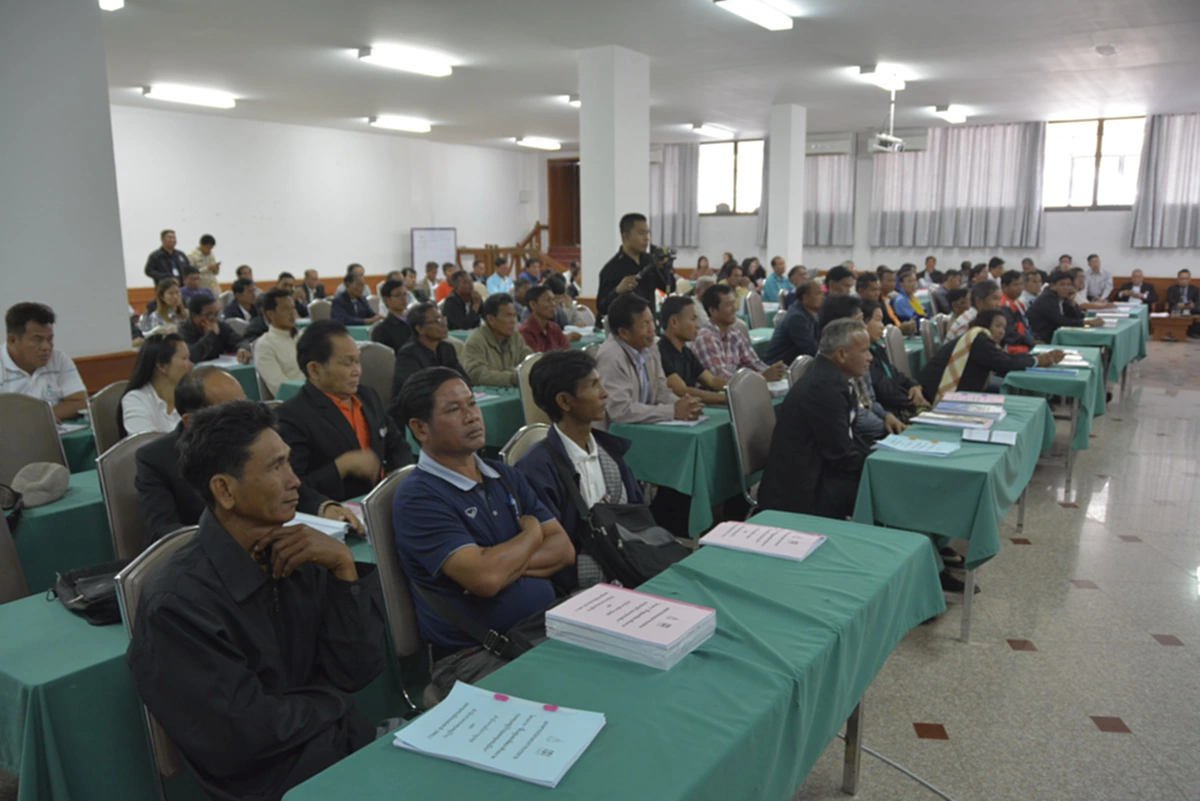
[119,332,193,437]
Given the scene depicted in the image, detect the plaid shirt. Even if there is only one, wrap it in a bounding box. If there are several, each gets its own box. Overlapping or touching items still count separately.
[691,322,768,380]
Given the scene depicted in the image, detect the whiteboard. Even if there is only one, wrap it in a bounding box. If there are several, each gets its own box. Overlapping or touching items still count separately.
[411,227,458,270]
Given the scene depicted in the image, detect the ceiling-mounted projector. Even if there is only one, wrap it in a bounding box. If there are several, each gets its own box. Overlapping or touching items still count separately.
[871,132,905,153]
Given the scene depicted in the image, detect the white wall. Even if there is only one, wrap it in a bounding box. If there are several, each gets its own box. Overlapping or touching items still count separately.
[111,106,540,288]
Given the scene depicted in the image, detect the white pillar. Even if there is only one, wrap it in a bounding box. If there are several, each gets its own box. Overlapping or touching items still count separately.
[766,104,807,268]
[578,46,650,298]
[852,133,874,270]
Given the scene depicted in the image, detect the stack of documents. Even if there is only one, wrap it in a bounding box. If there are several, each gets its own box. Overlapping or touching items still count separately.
[700,521,826,563]
[393,682,605,788]
[935,401,1008,420]
[288,511,349,542]
[766,379,790,398]
[56,421,89,434]
[913,411,995,430]
[656,416,709,427]
[941,391,1005,405]
[1056,354,1091,368]
[546,583,716,671]
[874,434,961,457]
[1026,367,1080,376]
[962,429,1018,446]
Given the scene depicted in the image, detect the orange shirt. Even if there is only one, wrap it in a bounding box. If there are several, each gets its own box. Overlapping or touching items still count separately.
[323,391,371,453]
[435,281,453,303]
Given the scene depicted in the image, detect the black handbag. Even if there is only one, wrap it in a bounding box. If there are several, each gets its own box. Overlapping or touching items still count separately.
[548,446,688,588]
[48,559,132,626]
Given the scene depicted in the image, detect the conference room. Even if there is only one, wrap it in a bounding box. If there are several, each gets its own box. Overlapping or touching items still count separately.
[3,0,1200,800]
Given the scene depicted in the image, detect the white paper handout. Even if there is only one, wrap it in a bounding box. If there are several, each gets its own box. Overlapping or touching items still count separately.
[656,415,709,427]
[287,511,349,542]
[700,521,826,563]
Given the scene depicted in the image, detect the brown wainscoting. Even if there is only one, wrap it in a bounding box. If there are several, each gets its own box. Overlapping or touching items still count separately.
[576,296,596,315]
[128,276,387,309]
[76,350,139,395]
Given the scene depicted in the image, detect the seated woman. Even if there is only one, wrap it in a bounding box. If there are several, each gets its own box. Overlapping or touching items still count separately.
[119,332,194,437]
[918,309,1064,404]
[861,301,930,420]
[140,278,187,332]
[716,261,750,305]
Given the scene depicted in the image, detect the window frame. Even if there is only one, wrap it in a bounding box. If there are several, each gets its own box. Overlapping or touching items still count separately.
[698,138,763,217]
[1043,116,1145,213]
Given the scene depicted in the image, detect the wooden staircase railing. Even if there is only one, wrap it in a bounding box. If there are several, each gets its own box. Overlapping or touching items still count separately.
[457,221,565,277]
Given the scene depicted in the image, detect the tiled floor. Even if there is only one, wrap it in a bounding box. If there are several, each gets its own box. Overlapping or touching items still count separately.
[795,340,1200,801]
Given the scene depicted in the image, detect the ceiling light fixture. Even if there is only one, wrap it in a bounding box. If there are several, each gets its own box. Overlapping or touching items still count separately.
[1094,44,1118,57]
[933,105,967,124]
[98,0,124,10]
[357,45,453,77]
[369,115,432,133]
[858,65,906,92]
[516,136,562,151]
[557,94,581,108]
[692,123,734,138]
[142,84,236,109]
[714,0,794,31]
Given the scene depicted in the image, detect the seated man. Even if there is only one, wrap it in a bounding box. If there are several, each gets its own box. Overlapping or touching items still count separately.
[516,350,644,592]
[331,273,383,326]
[2,302,86,421]
[277,320,412,502]
[1166,268,1200,338]
[179,266,215,306]
[823,265,855,296]
[1019,270,1043,306]
[486,257,514,296]
[892,265,930,322]
[127,400,386,801]
[758,319,873,519]
[369,279,413,353]
[135,365,359,546]
[402,267,428,304]
[178,295,252,364]
[518,285,570,353]
[765,279,823,364]
[253,288,304,397]
[511,277,533,322]
[861,301,930,417]
[762,256,790,303]
[299,269,327,305]
[442,271,483,331]
[544,273,586,332]
[417,261,440,301]
[855,272,882,304]
[947,287,971,322]
[462,293,532,387]
[594,292,703,426]
[1069,267,1114,311]
[933,270,962,315]
[819,296,904,444]
[222,278,259,321]
[1115,269,1158,306]
[390,303,468,396]
[392,367,574,701]
[999,270,1036,355]
[1027,270,1104,342]
[275,272,310,319]
[235,264,263,297]
[780,265,807,309]
[692,284,786,382]
[919,310,1064,403]
[818,292,863,331]
[518,256,543,285]
[947,279,1002,339]
[658,296,726,405]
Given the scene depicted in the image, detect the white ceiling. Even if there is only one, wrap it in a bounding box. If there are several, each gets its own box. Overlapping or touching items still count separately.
[102,0,1200,148]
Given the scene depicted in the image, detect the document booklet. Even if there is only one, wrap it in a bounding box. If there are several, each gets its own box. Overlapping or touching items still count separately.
[56,421,89,434]
[287,512,349,542]
[766,379,790,398]
[962,429,1018,446]
[393,681,605,788]
[940,391,1005,405]
[913,411,994,430]
[1026,367,1081,376]
[656,415,709,427]
[934,402,1007,420]
[874,434,961,457]
[700,521,826,563]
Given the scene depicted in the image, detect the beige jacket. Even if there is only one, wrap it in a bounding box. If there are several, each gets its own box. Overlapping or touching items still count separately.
[461,324,532,387]
[593,335,678,429]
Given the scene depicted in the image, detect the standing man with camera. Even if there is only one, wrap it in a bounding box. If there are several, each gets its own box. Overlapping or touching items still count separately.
[596,213,676,318]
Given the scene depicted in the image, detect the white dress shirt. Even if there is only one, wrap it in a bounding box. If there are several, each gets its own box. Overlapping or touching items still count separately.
[1,346,85,405]
[253,325,304,397]
[121,383,181,435]
[555,425,607,507]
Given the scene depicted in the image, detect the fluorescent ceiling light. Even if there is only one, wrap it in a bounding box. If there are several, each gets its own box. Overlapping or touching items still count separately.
[934,105,967,124]
[369,115,432,133]
[142,84,235,109]
[516,137,562,151]
[99,0,124,10]
[714,0,794,31]
[858,65,905,92]
[561,94,582,108]
[693,123,734,138]
[357,45,453,77]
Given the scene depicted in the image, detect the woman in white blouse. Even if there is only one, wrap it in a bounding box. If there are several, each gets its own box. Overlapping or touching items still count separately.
[139,278,188,332]
[120,333,194,437]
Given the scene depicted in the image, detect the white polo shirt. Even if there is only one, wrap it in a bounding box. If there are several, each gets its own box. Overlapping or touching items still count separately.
[0,346,85,405]
[555,425,607,508]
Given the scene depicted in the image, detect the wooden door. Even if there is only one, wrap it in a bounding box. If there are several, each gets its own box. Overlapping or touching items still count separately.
[547,158,580,248]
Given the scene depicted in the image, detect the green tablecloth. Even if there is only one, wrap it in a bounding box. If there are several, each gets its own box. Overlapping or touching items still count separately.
[285,511,945,801]
[61,428,97,472]
[11,470,112,596]
[853,394,1055,570]
[903,338,927,376]
[296,320,371,342]
[1090,305,1150,340]
[749,327,773,359]
[0,538,407,801]
[1052,317,1146,383]
[1002,345,1105,451]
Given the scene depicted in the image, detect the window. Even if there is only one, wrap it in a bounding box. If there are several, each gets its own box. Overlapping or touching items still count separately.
[1043,117,1145,209]
[698,139,763,214]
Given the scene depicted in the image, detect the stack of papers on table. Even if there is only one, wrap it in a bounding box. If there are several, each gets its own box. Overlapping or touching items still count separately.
[656,415,709,427]
[700,521,826,563]
[874,434,961,457]
[56,421,89,434]
[287,511,349,542]
[913,411,994,430]
[941,392,1005,405]
[393,681,605,788]
[1026,366,1080,376]
[934,401,1007,420]
[962,429,1018,446]
[766,379,790,398]
[546,583,716,671]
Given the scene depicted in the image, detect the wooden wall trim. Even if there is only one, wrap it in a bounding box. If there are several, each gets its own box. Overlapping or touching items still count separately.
[75,349,139,394]
[128,275,386,308]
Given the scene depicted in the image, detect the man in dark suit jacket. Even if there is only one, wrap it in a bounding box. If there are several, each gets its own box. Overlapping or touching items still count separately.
[390,302,469,398]
[1115,269,1159,306]
[759,319,873,520]
[222,278,260,321]
[442,271,482,330]
[298,269,328,305]
[135,366,358,547]
[331,274,383,326]
[1026,270,1105,342]
[277,321,412,502]
[178,295,252,364]
[370,278,413,353]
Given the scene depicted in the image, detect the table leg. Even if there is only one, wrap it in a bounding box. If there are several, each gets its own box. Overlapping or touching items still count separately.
[842,701,864,795]
[1120,365,1128,396]
[1017,489,1027,530]
[960,569,975,643]
[1064,397,1078,490]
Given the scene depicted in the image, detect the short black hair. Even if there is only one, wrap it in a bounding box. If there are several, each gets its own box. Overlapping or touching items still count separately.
[607,292,650,335]
[379,279,406,299]
[526,256,542,267]
[971,263,988,278]
[260,288,291,313]
[343,272,362,287]
[925,255,936,263]
[346,263,365,275]
[988,257,1005,270]
[530,350,596,423]
[1021,257,1034,267]
[181,265,200,278]
[960,260,973,271]
[472,258,483,268]
[514,277,533,291]
[1059,254,1072,263]
[178,400,276,507]
[1069,266,1085,279]
[174,365,225,415]
[856,273,879,292]
[1048,269,1074,285]
[482,292,514,320]
[451,270,470,286]
[187,294,217,316]
[1087,254,1099,263]
[860,300,884,322]
[946,287,969,306]
[1179,269,1192,277]
[787,265,805,279]
[930,270,946,284]
[278,271,295,282]
[160,229,175,239]
[898,263,917,277]
[942,270,960,284]
[525,285,552,306]
[544,273,567,296]
[818,294,862,329]
[973,309,1007,331]
[424,261,439,273]
[660,295,694,327]
[5,302,55,336]
[1023,271,1043,283]
[407,302,438,328]
[1001,270,1023,287]
[396,366,467,426]
[701,283,734,314]
[619,213,647,236]
[876,265,895,277]
[970,279,1000,306]
[401,267,417,278]
[296,319,350,378]
[494,256,507,268]
[199,234,215,247]
[232,277,254,295]
[236,265,253,278]
[825,266,854,286]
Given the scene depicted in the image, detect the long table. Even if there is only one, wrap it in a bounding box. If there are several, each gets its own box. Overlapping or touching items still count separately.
[61,428,98,473]
[285,511,946,801]
[11,470,113,596]
[1051,317,1146,385]
[1002,345,1105,460]
[903,338,927,376]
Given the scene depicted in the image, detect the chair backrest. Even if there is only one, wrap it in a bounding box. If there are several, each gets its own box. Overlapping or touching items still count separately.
[884,325,912,377]
[726,369,777,509]
[359,342,395,404]
[745,292,767,329]
[0,393,68,485]
[920,317,937,360]
[308,299,332,321]
[225,317,249,337]
[366,295,381,315]
[574,304,596,327]
[88,380,129,456]
[362,466,423,659]
[368,319,382,338]
[515,352,549,426]
[473,281,489,299]
[732,318,750,340]
[115,526,198,779]
[675,278,693,296]
[499,423,550,466]
[254,369,274,401]
[583,343,601,361]
[788,354,814,386]
[263,399,283,410]
[777,289,788,307]
[934,313,949,342]
[98,431,165,560]
[219,290,233,307]
[446,336,465,357]
[0,513,29,604]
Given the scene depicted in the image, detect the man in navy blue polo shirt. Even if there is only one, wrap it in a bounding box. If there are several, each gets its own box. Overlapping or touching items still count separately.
[392,366,575,703]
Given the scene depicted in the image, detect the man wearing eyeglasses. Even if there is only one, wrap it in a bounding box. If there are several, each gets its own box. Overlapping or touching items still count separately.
[389,302,470,399]
[369,279,413,353]
[178,295,252,364]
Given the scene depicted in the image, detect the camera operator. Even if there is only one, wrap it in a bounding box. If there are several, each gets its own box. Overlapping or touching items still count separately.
[597,212,676,318]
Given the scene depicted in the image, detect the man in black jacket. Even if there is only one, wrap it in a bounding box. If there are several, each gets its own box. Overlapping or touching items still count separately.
[1026,270,1105,342]
[758,319,874,520]
[143,228,189,285]
[442,271,482,330]
[391,302,469,397]
[134,366,360,546]
[178,295,252,364]
[277,321,412,502]
[596,212,674,316]
[1114,269,1159,306]
[222,277,260,321]
[331,274,383,326]
[765,279,824,364]
[369,278,413,353]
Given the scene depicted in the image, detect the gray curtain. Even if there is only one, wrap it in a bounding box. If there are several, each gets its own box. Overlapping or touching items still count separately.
[804,154,854,246]
[649,143,700,248]
[1131,113,1200,248]
[755,138,769,248]
[870,122,1045,248]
